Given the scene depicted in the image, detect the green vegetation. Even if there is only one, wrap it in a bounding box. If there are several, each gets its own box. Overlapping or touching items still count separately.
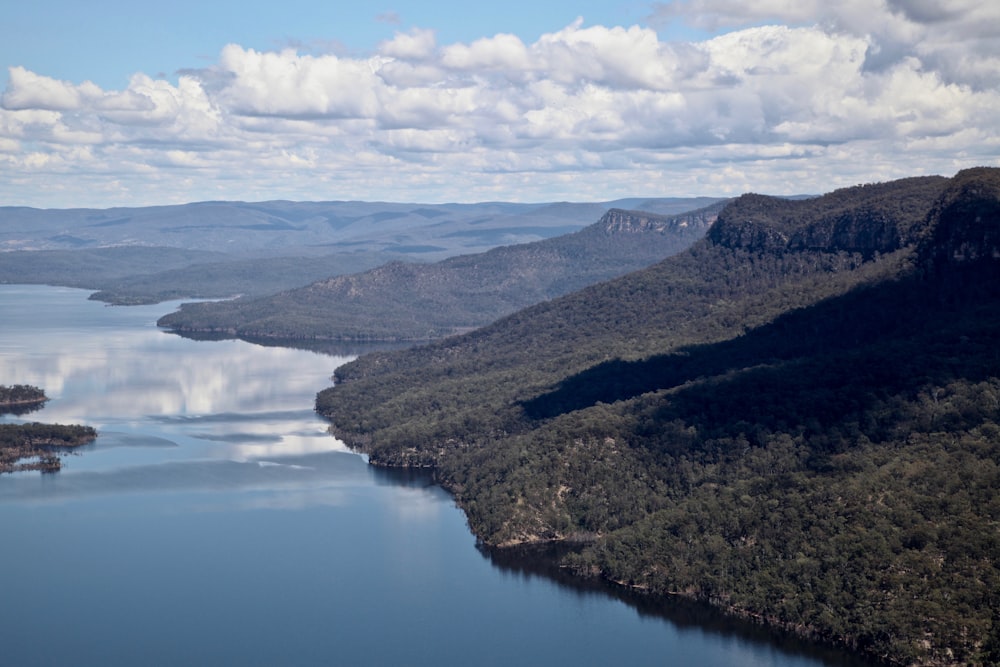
[0,245,403,305]
[1,385,97,472]
[0,384,46,408]
[0,246,226,294]
[159,203,724,341]
[88,250,402,305]
[0,422,97,473]
[317,169,1000,665]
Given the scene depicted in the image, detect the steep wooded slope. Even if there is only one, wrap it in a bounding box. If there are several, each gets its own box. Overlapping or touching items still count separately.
[158,202,725,341]
[316,170,1000,666]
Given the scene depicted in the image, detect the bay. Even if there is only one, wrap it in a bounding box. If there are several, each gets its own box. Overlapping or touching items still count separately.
[0,285,872,666]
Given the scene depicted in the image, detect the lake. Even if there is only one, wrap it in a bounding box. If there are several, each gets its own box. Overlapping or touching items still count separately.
[0,285,874,666]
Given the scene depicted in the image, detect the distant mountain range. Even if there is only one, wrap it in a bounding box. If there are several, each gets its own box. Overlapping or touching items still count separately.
[0,197,722,257]
[0,197,720,304]
[158,202,728,341]
[316,168,1000,666]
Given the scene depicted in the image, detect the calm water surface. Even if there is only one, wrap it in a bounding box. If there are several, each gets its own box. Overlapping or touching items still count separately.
[0,285,873,666]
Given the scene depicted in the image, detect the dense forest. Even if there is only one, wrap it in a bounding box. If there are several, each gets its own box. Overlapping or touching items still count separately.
[0,385,97,472]
[158,203,725,341]
[0,384,46,408]
[316,168,1000,666]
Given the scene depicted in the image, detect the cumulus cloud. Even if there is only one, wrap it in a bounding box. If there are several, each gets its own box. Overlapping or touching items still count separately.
[1,3,998,207]
[2,67,90,111]
[214,45,384,118]
[651,0,1000,88]
[380,28,437,60]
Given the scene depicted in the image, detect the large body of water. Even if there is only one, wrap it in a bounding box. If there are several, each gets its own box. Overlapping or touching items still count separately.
[0,285,873,666]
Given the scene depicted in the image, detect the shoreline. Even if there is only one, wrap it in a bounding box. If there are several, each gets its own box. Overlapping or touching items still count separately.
[345,439,890,667]
[0,424,98,473]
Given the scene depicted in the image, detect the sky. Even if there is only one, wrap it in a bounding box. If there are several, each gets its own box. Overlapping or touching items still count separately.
[1,0,998,208]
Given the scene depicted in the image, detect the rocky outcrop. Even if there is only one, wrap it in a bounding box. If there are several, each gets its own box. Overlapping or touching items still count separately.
[788,205,903,254]
[920,167,1000,267]
[707,176,948,256]
[599,200,727,237]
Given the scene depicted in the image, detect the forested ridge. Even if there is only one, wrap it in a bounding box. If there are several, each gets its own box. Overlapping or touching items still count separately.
[316,168,1000,666]
[158,202,724,341]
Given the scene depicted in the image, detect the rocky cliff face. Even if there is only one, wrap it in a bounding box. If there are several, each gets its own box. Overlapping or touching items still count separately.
[787,205,904,254]
[600,200,727,237]
[704,194,793,250]
[707,176,948,256]
[920,167,1000,267]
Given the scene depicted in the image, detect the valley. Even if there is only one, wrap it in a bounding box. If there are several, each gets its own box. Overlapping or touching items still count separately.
[3,170,998,665]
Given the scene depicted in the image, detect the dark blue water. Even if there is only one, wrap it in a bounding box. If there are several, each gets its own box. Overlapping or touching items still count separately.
[0,285,872,666]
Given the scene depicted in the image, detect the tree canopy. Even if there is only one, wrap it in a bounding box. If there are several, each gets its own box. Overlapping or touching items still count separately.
[317,169,1000,666]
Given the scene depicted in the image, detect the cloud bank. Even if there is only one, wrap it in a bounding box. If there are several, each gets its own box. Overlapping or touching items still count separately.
[2,0,998,207]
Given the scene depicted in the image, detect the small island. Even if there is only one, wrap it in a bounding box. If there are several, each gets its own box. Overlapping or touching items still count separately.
[0,385,97,473]
[0,384,47,411]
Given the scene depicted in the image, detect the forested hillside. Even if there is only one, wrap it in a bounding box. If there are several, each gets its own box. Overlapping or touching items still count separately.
[158,203,725,341]
[316,169,1000,666]
[0,246,402,305]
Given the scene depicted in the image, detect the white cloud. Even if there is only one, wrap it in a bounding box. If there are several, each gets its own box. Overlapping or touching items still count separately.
[1,3,998,208]
[441,32,532,71]
[650,0,841,31]
[652,0,1000,89]
[2,67,87,111]
[379,28,437,60]
[214,45,383,119]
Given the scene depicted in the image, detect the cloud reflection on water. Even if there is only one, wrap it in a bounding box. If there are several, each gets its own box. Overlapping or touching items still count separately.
[90,431,181,449]
[6,328,353,426]
[0,285,364,509]
[0,453,361,504]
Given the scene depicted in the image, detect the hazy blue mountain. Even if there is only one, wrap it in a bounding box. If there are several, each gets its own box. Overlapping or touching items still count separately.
[1,197,721,304]
[158,201,727,341]
[0,197,720,258]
